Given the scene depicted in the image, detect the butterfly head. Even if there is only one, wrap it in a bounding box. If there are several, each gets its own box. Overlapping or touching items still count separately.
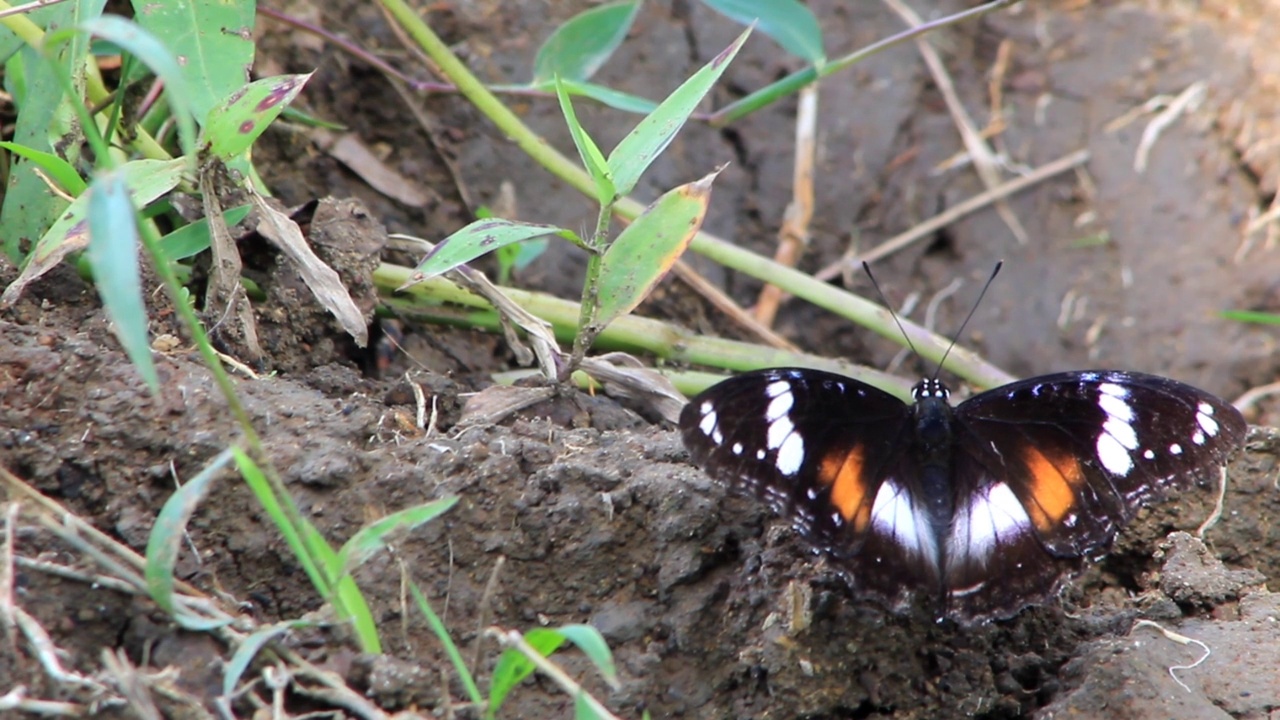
[912,378,950,402]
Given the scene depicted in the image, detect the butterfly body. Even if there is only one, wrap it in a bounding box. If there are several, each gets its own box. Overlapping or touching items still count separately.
[679,368,1247,624]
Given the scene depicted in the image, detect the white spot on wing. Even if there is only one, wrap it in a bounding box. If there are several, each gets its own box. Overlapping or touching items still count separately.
[766,416,793,450]
[1097,392,1134,423]
[699,408,717,437]
[1192,430,1206,445]
[765,390,793,422]
[1098,382,1129,399]
[870,481,939,568]
[1097,432,1134,475]
[1103,417,1139,450]
[948,482,1032,564]
[731,442,743,455]
[765,380,790,398]
[1196,403,1219,437]
[775,433,805,475]
[1170,443,1183,455]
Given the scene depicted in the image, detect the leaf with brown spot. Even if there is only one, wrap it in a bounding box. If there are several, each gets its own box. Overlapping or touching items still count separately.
[594,166,724,329]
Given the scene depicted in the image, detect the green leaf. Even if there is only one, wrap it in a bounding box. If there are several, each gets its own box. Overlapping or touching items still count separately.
[555,76,616,205]
[554,78,659,115]
[205,73,313,160]
[0,141,87,196]
[558,624,620,688]
[221,619,312,697]
[1221,309,1280,325]
[608,28,749,197]
[132,0,256,126]
[86,170,159,392]
[701,0,825,63]
[398,219,578,290]
[487,628,569,720]
[532,0,640,83]
[1,158,187,308]
[595,168,722,328]
[145,448,236,630]
[333,497,459,579]
[1,48,66,263]
[77,15,198,158]
[409,581,484,705]
[156,204,253,262]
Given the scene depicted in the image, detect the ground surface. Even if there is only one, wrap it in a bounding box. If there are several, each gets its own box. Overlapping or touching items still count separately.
[3,1,1280,718]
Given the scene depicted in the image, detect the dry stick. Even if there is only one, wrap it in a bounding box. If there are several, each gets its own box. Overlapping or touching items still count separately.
[470,556,506,679]
[1234,380,1280,415]
[670,261,799,351]
[882,0,1030,245]
[815,149,1090,282]
[755,83,818,327]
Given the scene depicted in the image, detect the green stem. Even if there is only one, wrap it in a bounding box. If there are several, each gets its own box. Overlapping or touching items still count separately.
[379,263,915,400]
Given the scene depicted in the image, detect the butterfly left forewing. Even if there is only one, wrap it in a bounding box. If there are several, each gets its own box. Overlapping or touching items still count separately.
[680,368,946,606]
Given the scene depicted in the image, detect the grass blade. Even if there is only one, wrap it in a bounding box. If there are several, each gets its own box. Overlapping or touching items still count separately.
[607,28,748,196]
[532,1,640,83]
[701,0,825,63]
[334,496,459,579]
[408,580,483,705]
[86,170,159,393]
[557,624,619,689]
[555,76,616,205]
[144,448,236,630]
[488,628,568,719]
[398,219,577,289]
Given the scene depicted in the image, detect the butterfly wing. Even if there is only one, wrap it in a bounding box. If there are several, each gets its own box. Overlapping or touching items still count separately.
[679,368,943,611]
[951,370,1247,559]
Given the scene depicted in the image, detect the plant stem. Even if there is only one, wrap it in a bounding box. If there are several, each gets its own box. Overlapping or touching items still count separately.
[379,263,916,399]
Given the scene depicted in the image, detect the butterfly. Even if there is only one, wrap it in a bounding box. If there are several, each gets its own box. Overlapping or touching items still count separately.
[679,367,1247,623]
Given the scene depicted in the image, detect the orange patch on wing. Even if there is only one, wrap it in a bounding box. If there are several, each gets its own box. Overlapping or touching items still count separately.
[819,444,869,530]
[1021,446,1084,531]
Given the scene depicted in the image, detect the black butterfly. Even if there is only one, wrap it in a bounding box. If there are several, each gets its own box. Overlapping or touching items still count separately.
[679,368,1247,623]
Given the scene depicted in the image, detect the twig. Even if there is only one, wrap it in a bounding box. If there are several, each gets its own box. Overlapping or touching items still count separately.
[882,0,1030,244]
[1234,380,1280,415]
[1195,467,1228,538]
[0,686,84,715]
[671,261,799,351]
[12,604,108,692]
[815,149,1090,282]
[755,84,818,327]
[471,556,506,679]
[1134,81,1206,173]
[13,556,140,595]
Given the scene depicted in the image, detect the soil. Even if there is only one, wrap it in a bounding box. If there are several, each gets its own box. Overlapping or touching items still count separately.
[3,1,1280,719]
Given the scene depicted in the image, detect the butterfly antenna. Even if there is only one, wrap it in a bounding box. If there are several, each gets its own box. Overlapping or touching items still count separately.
[861,261,922,362]
[933,261,1003,380]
